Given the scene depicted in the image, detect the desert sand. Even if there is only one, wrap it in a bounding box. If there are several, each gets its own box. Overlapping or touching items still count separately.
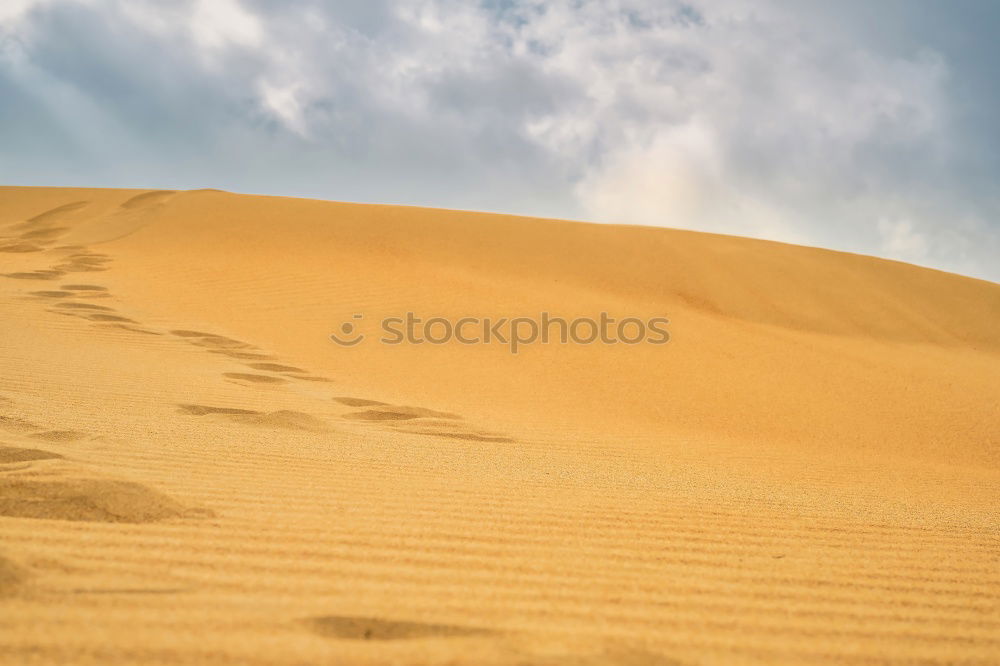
[0,186,997,665]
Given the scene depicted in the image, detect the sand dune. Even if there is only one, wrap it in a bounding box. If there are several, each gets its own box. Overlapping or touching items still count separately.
[0,186,997,665]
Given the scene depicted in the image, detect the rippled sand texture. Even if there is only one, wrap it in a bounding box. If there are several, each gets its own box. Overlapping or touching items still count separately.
[1,186,998,665]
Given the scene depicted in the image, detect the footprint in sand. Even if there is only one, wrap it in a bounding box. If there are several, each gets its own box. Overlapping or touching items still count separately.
[54,302,115,311]
[177,405,261,416]
[113,325,162,335]
[19,226,68,241]
[245,362,331,383]
[3,270,64,281]
[0,446,63,463]
[43,300,159,336]
[1,219,166,340]
[336,399,514,443]
[0,398,210,524]
[0,475,193,523]
[168,331,331,382]
[0,444,206,523]
[0,242,45,253]
[178,404,328,432]
[305,615,492,641]
[28,290,74,299]
[54,251,112,274]
[0,440,213,523]
[334,397,390,407]
[303,616,671,664]
[40,191,178,246]
[1,201,89,250]
[345,409,422,422]
[3,247,111,284]
[413,431,515,443]
[61,284,107,292]
[20,201,89,226]
[246,362,307,373]
[0,415,44,434]
[120,190,176,210]
[0,554,28,597]
[208,350,275,360]
[172,330,253,350]
[66,288,111,300]
[28,430,85,443]
[86,314,137,323]
[340,402,462,421]
[223,372,288,385]
[0,393,210,530]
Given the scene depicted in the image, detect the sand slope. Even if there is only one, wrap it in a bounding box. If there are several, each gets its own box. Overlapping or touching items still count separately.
[0,186,997,665]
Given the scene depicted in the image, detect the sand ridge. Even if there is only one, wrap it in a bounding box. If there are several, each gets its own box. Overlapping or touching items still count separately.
[0,186,998,665]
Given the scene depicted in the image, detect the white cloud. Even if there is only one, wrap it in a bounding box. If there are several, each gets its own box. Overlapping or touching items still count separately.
[0,0,47,26]
[575,120,720,226]
[190,0,261,50]
[258,79,307,136]
[488,1,950,239]
[878,217,930,263]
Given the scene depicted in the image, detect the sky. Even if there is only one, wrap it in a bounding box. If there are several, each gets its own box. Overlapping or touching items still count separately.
[1,0,998,283]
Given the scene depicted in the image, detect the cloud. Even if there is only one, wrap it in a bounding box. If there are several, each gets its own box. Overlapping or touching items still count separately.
[0,0,998,282]
[878,218,930,264]
[190,0,261,50]
[0,0,55,26]
[258,79,307,136]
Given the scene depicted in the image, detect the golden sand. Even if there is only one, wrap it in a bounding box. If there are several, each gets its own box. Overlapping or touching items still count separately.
[1,186,997,664]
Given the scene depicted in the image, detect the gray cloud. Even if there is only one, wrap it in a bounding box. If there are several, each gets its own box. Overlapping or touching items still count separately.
[1,0,998,282]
